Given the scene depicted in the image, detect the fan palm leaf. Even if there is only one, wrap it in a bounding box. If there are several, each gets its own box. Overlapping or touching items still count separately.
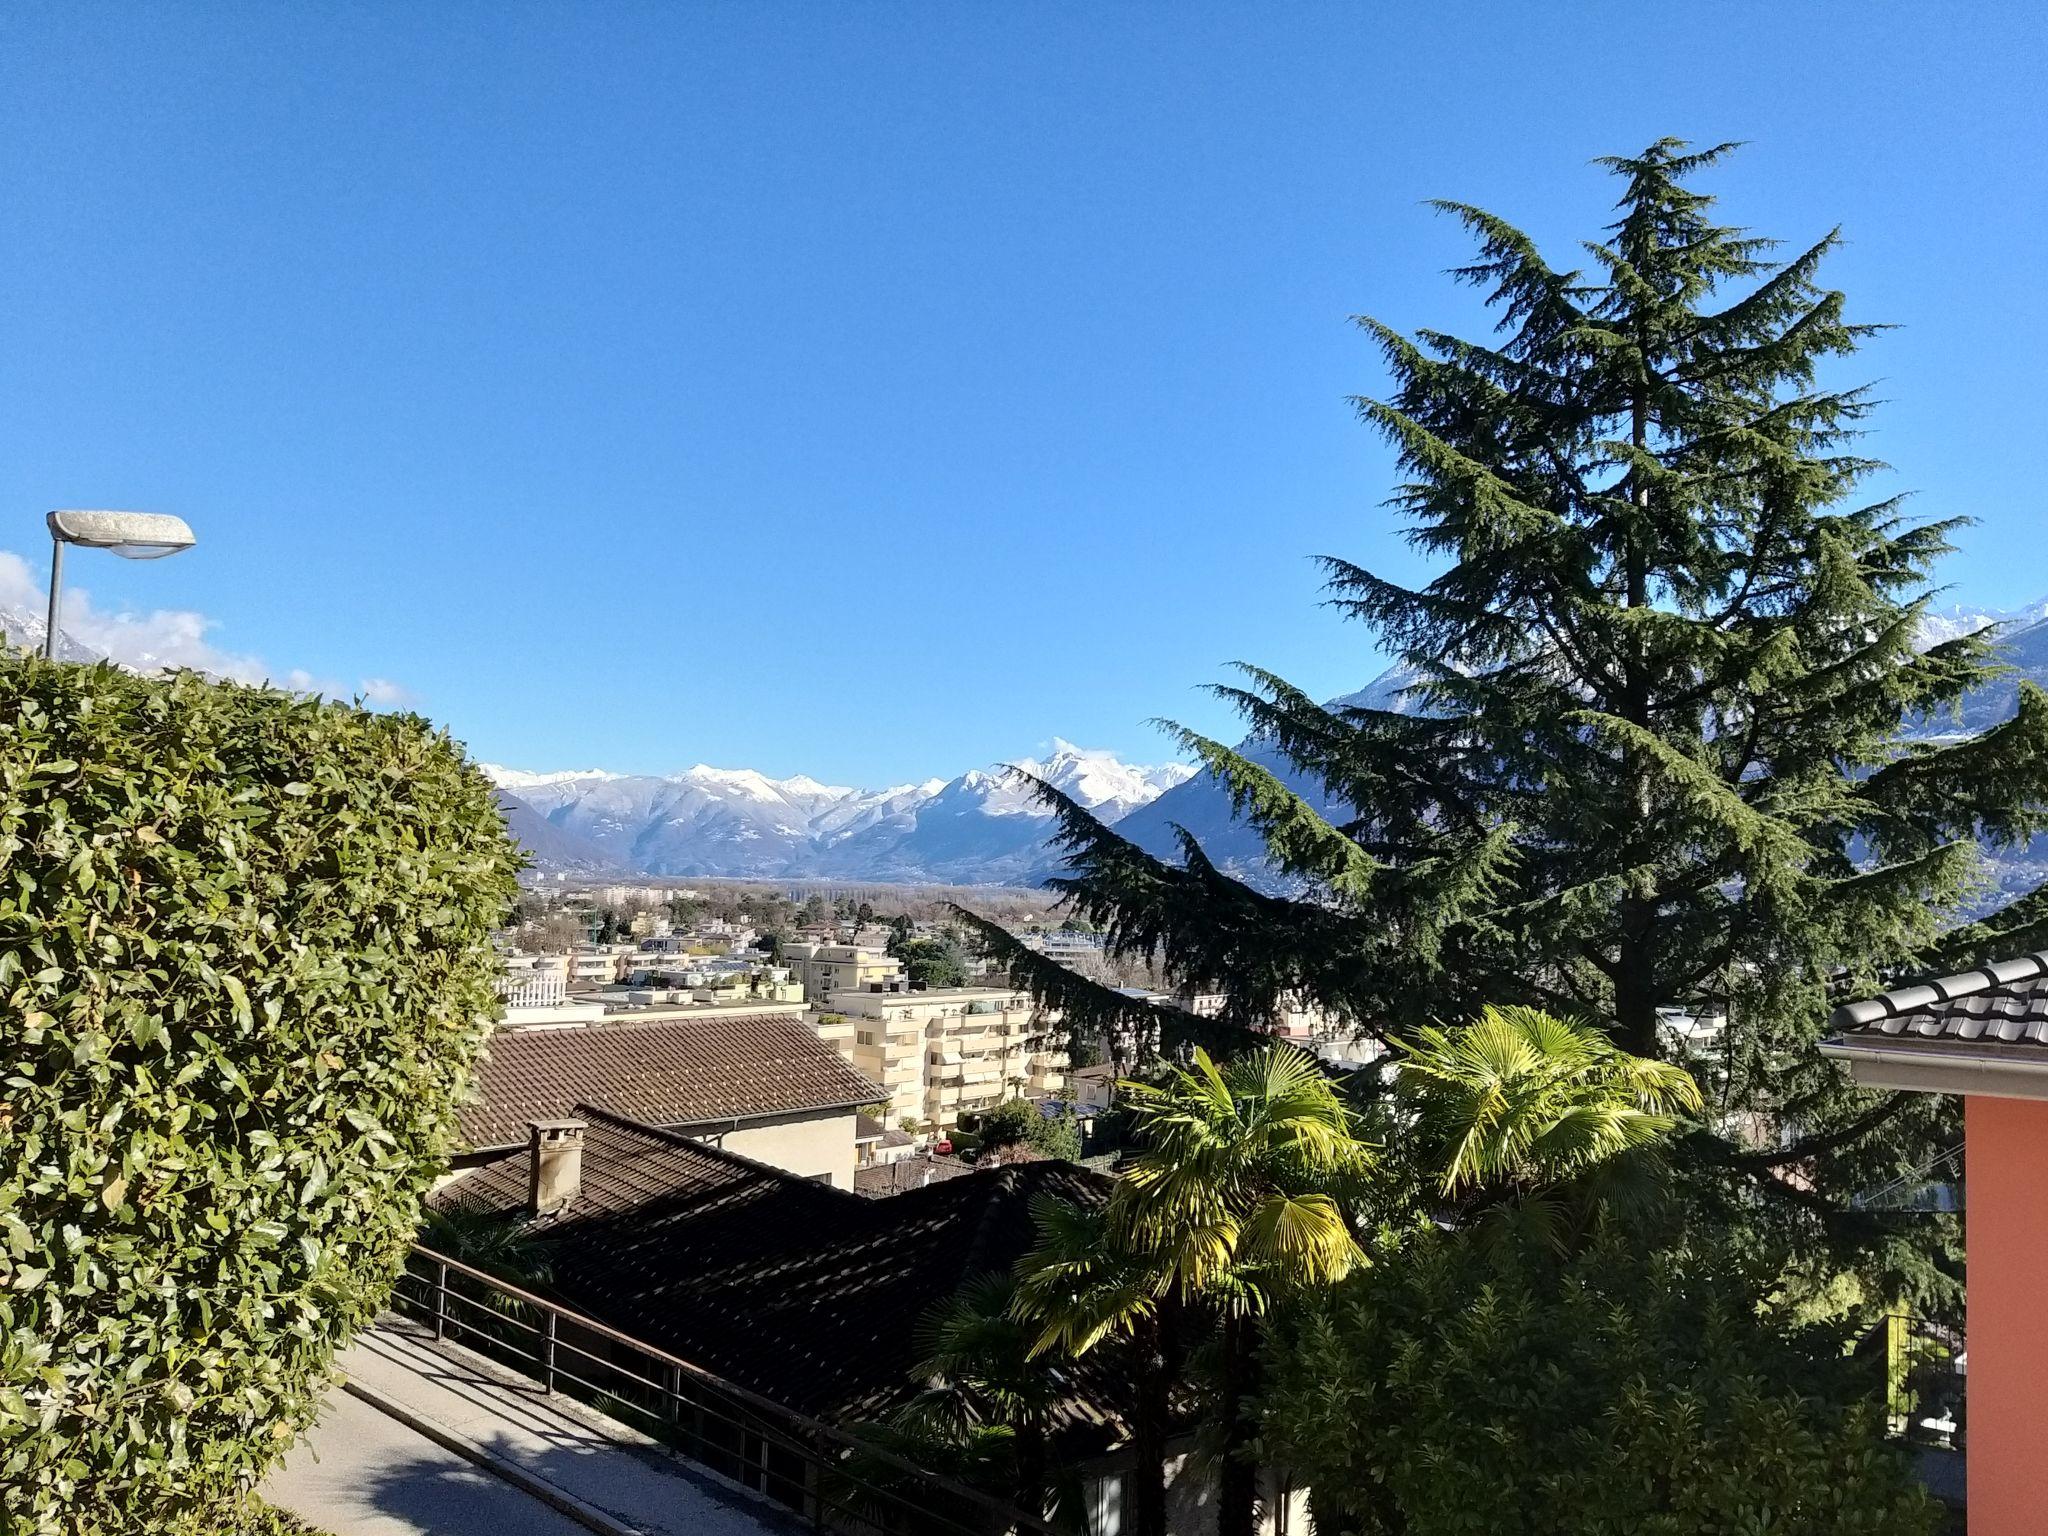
[1396,1004,1702,1195]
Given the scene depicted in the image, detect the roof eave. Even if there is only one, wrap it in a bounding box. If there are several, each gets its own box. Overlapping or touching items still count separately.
[1820,1035,2048,1101]
[464,1093,879,1154]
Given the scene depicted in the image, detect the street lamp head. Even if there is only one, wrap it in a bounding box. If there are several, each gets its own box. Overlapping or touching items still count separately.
[47,509,197,560]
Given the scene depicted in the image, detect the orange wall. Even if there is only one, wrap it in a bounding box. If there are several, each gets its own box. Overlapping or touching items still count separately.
[1966,1093,2048,1532]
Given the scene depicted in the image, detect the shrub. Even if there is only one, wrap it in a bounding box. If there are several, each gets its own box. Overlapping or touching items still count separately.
[1257,1220,1941,1536]
[0,657,520,1533]
[976,1097,1080,1162]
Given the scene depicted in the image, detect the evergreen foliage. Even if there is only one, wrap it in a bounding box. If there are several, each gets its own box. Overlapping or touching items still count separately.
[1398,1003,1700,1196]
[895,936,969,989]
[1257,1218,1940,1536]
[0,655,520,1532]
[961,140,2048,1304]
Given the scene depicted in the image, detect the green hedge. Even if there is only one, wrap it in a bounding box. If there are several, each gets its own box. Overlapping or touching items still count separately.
[0,656,520,1533]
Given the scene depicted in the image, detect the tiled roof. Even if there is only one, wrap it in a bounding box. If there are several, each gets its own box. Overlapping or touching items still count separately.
[434,1107,1121,1434]
[461,1014,882,1149]
[852,1153,976,1198]
[1830,951,2048,1047]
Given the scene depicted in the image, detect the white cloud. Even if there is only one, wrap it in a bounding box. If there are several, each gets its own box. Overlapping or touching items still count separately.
[0,547,413,707]
[357,677,415,707]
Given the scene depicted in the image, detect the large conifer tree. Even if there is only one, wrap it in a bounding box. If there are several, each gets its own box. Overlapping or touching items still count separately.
[963,141,2048,1301]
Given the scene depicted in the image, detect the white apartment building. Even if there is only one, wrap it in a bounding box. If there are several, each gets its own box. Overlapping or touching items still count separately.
[784,943,904,1003]
[822,986,1066,1134]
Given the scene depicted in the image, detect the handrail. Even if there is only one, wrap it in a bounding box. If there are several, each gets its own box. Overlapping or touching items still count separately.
[402,1241,1060,1536]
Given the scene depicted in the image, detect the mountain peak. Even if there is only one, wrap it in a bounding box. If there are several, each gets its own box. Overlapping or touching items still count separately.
[1917,595,2048,649]
[490,742,1194,881]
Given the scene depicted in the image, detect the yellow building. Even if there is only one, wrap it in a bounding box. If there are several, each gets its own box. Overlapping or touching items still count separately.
[822,985,1065,1135]
[782,942,904,1003]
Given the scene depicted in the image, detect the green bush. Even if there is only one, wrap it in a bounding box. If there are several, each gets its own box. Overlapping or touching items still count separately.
[0,657,520,1533]
[1258,1221,1941,1536]
[975,1096,1081,1162]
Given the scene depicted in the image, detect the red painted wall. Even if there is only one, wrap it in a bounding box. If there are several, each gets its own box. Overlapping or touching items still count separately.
[1966,1093,2048,1532]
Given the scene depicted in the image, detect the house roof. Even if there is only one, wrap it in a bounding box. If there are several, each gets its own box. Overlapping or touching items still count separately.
[1822,951,2048,1099]
[852,1152,977,1198]
[434,1106,1120,1433]
[462,1014,882,1150]
[1831,951,2048,1044]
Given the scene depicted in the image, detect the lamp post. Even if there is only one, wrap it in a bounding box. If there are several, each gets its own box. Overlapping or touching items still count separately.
[43,509,198,659]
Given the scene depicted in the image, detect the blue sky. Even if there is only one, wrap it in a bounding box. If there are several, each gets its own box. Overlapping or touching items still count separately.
[3,5,2042,785]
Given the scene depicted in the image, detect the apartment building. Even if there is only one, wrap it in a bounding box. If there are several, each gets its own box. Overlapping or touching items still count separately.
[783,942,904,1003]
[823,985,1065,1134]
[567,946,638,986]
[1020,928,1105,961]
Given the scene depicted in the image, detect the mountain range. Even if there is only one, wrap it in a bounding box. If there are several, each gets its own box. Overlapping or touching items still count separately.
[0,593,103,665]
[498,594,2048,892]
[483,743,1195,884]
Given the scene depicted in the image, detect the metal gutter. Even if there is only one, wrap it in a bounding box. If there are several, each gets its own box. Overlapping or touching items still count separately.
[1819,1034,2048,1101]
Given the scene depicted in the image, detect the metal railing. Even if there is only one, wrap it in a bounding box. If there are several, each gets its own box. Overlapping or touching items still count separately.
[392,1244,1058,1536]
[1881,1313,1965,1450]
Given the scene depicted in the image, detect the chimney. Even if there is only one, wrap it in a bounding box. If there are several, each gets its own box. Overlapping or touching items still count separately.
[527,1118,586,1216]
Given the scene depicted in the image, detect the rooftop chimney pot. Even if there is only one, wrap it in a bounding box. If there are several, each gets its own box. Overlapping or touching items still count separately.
[528,1118,586,1216]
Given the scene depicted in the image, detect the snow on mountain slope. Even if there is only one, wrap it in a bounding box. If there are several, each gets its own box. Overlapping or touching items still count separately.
[494,791,622,871]
[1,599,109,664]
[483,746,1193,882]
[481,765,625,791]
[1915,594,2048,650]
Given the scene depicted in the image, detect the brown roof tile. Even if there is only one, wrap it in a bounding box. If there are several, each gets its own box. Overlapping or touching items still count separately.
[852,1152,976,1198]
[462,1013,882,1149]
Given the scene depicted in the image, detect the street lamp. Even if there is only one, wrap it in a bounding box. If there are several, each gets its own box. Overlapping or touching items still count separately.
[43,509,198,660]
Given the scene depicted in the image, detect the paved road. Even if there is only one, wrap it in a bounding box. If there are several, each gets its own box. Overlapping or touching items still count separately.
[264,1387,594,1536]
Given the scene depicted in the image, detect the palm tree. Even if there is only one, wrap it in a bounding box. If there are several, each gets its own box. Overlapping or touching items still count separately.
[1393,1004,1702,1242]
[1014,1044,1374,1536]
[1012,1197,1177,1536]
[894,1274,1069,1519]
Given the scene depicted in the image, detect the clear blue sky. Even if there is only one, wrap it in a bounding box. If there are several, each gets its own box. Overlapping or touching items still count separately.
[3,5,2042,784]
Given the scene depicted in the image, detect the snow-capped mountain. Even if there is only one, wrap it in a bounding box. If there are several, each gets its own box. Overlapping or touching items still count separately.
[1112,663,1425,881]
[1914,594,2048,650]
[487,766,624,792]
[0,599,102,664]
[484,741,1194,884]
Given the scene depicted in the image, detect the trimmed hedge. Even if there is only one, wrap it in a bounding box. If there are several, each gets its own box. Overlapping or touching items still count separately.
[0,655,520,1533]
